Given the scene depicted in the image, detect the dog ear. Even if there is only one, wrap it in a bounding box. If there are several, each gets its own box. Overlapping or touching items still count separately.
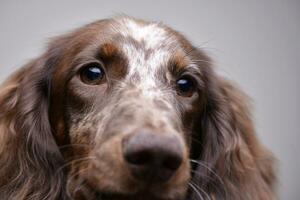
[0,41,68,199]
[191,68,276,199]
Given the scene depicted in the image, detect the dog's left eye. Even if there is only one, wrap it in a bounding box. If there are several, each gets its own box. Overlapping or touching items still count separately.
[80,63,105,85]
[176,77,195,97]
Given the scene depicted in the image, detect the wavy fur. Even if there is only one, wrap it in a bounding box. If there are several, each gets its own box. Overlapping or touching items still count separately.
[0,17,276,200]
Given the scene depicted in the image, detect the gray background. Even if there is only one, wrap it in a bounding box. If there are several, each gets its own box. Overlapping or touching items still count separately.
[0,0,299,199]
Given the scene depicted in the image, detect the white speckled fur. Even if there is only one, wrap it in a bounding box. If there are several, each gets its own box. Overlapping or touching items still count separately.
[118,18,169,49]
[116,18,175,98]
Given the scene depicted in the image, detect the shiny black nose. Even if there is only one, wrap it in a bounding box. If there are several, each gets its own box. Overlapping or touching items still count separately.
[122,129,183,183]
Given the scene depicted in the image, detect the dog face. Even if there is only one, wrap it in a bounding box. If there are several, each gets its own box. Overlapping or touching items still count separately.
[0,16,276,200]
[49,17,210,199]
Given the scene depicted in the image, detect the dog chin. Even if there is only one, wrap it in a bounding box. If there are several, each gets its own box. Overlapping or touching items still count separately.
[82,170,188,200]
[88,183,187,200]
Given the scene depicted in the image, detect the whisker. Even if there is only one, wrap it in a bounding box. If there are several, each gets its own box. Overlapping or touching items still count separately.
[190,159,228,198]
[189,182,204,200]
[66,167,91,199]
[56,156,96,174]
[190,181,211,200]
[190,169,214,181]
[190,159,224,185]
[72,176,100,200]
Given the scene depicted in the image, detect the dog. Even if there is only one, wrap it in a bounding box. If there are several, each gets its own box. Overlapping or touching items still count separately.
[0,16,276,200]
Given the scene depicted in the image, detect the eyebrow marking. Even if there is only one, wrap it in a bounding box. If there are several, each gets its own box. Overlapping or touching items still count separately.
[97,43,129,80]
[99,43,119,58]
[169,52,189,73]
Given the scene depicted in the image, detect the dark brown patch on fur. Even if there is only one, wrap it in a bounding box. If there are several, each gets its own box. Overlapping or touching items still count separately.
[98,43,129,81]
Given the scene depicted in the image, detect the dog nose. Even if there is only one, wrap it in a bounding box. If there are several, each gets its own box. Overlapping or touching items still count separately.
[122,129,183,183]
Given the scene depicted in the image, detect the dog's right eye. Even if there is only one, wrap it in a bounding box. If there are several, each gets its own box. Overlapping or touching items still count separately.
[176,76,196,97]
[79,63,105,85]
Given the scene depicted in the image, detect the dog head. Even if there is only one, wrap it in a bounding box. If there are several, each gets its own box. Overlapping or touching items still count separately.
[0,16,276,200]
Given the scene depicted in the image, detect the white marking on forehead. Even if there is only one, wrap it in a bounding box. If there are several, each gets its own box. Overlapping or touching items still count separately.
[113,18,184,99]
[122,42,170,98]
[118,18,169,49]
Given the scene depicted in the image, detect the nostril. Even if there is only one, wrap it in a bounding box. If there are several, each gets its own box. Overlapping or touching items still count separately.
[163,154,182,171]
[124,149,153,166]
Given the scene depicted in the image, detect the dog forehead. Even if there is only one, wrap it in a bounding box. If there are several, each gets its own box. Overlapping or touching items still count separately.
[110,18,176,84]
[115,17,170,49]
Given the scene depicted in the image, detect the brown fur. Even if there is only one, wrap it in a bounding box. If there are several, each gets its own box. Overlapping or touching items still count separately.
[0,17,276,200]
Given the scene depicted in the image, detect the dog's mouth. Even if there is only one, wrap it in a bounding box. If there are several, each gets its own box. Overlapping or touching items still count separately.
[73,130,190,200]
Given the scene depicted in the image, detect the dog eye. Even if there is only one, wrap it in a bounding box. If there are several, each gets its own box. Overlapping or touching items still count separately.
[80,63,105,85]
[176,77,195,97]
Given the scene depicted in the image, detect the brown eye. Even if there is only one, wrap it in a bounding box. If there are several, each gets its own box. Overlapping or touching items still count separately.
[176,76,195,97]
[80,63,105,85]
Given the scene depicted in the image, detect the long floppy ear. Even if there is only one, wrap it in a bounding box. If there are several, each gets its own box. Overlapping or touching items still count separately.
[191,69,276,199]
[0,47,67,199]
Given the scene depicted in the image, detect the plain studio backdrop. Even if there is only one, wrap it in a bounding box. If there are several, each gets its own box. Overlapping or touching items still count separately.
[0,0,299,199]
